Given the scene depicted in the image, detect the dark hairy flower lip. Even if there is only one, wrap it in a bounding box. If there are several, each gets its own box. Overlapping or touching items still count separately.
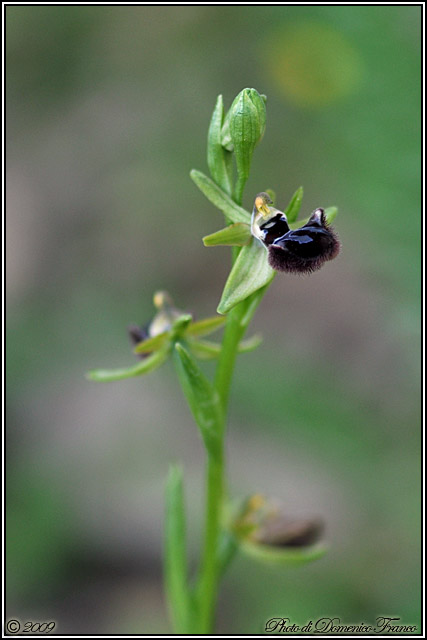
[251,202,340,274]
[267,239,340,273]
[265,208,340,274]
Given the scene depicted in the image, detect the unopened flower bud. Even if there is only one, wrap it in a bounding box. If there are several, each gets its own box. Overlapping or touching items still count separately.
[227,89,266,181]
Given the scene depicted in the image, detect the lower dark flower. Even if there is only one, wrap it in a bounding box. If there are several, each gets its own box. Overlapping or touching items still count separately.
[252,513,324,548]
[230,493,327,566]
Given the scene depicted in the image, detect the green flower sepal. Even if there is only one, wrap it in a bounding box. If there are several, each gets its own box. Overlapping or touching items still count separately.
[87,291,261,382]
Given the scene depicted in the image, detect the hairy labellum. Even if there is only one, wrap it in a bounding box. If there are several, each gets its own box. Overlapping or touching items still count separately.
[267,208,340,274]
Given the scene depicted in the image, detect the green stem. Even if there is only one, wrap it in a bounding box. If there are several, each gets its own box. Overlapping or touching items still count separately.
[190,94,266,633]
[195,302,247,633]
[233,174,247,208]
[196,289,267,632]
[164,465,189,634]
[196,451,224,632]
[214,300,249,416]
[194,193,273,634]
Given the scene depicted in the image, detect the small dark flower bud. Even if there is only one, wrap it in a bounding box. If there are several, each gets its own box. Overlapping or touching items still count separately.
[233,494,325,555]
[129,291,189,359]
[267,208,340,274]
[254,515,324,548]
[128,323,149,345]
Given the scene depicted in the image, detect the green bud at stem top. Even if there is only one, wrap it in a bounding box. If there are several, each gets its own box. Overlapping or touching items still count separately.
[221,88,267,205]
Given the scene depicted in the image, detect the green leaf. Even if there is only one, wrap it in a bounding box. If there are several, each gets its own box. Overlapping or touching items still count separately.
[220,107,233,151]
[187,338,222,360]
[238,333,263,352]
[284,186,304,223]
[217,238,275,315]
[185,315,226,337]
[324,206,338,224]
[164,465,190,634]
[86,347,169,382]
[190,170,250,224]
[207,95,233,195]
[187,338,224,360]
[173,343,222,455]
[188,333,262,360]
[240,541,328,567]
[203,223,251,247]
[133,331,169,354]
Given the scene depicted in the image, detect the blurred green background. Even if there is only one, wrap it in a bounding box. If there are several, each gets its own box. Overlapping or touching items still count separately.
[6,5,421,634]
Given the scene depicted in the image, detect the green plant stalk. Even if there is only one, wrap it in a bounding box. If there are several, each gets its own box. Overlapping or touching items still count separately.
[195,270,269,632]
[189,91,269,633]
[193,149,244,634]
[233,174,247,208]
[215,298,251,416]
[195,288,269,632]
[196,448,224,632]
[164,465,189,634]
[195,305,246,632]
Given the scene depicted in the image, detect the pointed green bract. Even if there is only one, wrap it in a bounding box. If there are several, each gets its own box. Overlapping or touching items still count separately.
[217,238,275,315]
[133,331,169,354]
[190,170,250,224]
[203,223,251,247]
[284,186,304,223]
[207,95,233,196]
[240,541,327,567]
[185,315,226,337]
[173,343,222,455]
[87,347,169,382]
[165,465,190,633]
